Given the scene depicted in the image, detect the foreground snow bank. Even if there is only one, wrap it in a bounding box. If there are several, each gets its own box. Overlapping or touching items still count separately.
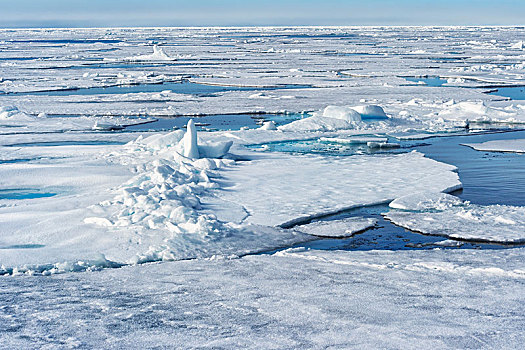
[386,192,525,243]
[2,247,524,349]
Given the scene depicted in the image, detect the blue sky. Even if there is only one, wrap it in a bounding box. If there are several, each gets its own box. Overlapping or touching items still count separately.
[0,0,523,27]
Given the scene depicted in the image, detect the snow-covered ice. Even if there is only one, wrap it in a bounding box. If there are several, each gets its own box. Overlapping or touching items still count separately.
[1,26,525,348]
[464,138,525,153]
[386,192,525,243]
[296,217,377,237]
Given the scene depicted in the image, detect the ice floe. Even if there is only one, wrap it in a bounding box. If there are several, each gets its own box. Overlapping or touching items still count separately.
[296,217,377,237]
[386,192,525,243]
[464,139,525,153]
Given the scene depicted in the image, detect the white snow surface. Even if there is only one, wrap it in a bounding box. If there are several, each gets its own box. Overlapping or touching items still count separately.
[214,151,461,227]
[1,247,524,349]
[386,192,525,243]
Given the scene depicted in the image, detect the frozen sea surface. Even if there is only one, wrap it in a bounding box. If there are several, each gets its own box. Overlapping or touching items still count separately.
[2,26,525,348]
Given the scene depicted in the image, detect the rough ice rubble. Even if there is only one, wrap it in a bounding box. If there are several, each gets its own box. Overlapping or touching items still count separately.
[386,192,525,243]
[437,101,517,122]
[125,44,174,61]
[0,124,307,274]
[464,139,525,153]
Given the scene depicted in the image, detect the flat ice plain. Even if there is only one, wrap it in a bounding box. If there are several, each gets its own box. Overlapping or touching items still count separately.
[1,27,525,348]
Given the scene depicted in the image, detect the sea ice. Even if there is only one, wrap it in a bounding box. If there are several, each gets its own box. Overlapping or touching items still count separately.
[386,192,525,243]
[214,151,461,227]
[125,44,174,61]
[464,139,525,153]
[295,217,377,237]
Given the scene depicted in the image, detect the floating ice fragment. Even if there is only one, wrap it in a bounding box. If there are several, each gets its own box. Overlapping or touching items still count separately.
[386,192,525,243]
[320,136,388,144]
[93,121,123,131]
[296,217,377,238]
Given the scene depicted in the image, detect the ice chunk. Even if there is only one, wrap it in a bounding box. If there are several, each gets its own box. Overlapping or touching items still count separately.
[0,106,34,121]
[181,119,199,158]
[296,217,377,237]
[198,140,233,158]
[93,121,123,131]
[511,41,525,50]
[260,121,277,130]
[126,44,174,61]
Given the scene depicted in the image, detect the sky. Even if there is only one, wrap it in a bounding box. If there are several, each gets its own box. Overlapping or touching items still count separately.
[0,0,524,28]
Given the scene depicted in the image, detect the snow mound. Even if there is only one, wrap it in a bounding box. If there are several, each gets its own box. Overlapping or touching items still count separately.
[386,192,525,243]
[296,217,377,237]
[260,121,277,130]
[351,105,388,119]
[321,106,362,122]
[278,105,388,132]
